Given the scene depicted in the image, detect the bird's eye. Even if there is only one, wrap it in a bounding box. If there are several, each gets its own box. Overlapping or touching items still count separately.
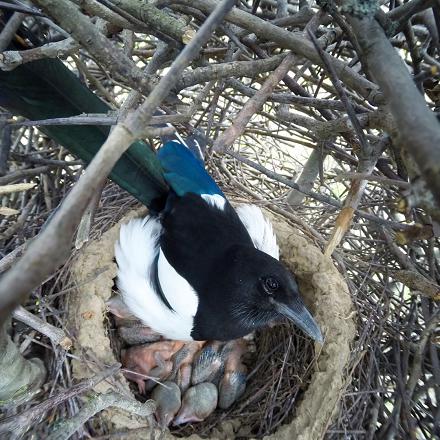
[262,276,279,294]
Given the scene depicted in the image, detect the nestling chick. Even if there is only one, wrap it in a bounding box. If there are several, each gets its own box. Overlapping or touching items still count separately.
[122,340,184,394]
[144,360,174,393]
[218,365,247,409]
[192,341,224,385]
[218,338,248,409]
[171,341,205,376]
[118,325,162,345]
[106,295,137,321]
[176,363,192,393]
[173,383,218,425]
[152,381,181,427]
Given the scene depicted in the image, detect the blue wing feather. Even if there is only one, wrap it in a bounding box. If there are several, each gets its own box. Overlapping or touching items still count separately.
[158,141,223,197]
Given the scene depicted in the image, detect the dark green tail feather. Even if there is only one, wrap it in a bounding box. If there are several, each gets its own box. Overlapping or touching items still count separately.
[0,58,168,206]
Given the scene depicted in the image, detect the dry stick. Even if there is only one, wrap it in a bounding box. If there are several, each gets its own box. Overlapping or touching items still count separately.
[10,113,190,127]
[102,0,195,44]
[47,391,155,440]
[306,29,381,256]
[12,305,73,350]
[228,150,408,230]
[0,364,121,439]
[406,310,440,399]
[0,38,78,71]
[126,0,237,136]
[175,0,383,104]
[70,0,140,31]
[0,12,25,52]
[0,112,12,176]
[33,0,150,94]
[0,124,135,323]
[213,53,296,153]
[0,1,46,16]
[0,166,55,185]
[348,15,440,207]
[306,29,371,155]
[0,0,236,323]
[175,53,289,91]
[333,172,410,188]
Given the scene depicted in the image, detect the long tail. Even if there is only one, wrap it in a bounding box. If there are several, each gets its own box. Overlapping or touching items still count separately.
[0,56,167,207]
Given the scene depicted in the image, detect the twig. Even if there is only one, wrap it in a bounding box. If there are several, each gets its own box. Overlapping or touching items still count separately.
[128,0,238,136]
[47,391,155,440]
[174,0,384,104]
[10,113,190,127]
[0,112,12,176]
[347,14,440,207]
[213,53,296,152]
[227,150,408,230]
[12,306,72,350]
[306,28,371,155]
[33,0,151,95]
[0,364,121,439]
[0,12,25,52]
[0,38,79,71]
[333,172,410,188]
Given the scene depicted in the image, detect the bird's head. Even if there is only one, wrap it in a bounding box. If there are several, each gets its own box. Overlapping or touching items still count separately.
[227,246,323,343]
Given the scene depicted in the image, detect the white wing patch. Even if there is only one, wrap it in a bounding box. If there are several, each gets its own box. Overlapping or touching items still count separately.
[115,216,194,340]
[201,193,226,211]
[236,204,280,260]
[158,249,199,317]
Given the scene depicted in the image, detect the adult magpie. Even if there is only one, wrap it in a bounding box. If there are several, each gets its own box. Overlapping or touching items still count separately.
[115,140,323,343]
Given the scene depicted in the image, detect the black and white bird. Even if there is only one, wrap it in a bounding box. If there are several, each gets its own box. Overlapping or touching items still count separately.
[115,139,323,343]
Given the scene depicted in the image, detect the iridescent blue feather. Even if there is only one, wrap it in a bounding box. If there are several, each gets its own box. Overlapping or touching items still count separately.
[158,141,224,197]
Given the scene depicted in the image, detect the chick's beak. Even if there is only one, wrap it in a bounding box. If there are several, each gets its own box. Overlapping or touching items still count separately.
[275,299,323,343]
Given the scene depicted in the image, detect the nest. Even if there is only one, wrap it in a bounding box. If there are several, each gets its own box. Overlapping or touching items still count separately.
[66,205,355,439]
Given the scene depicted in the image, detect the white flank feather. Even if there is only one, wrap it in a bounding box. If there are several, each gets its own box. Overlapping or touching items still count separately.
[158,249,199,317]
[115,216,195,340]
[236,204,280,260]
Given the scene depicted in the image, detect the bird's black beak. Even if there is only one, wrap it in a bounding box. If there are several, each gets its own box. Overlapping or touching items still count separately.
[275,299,323,343]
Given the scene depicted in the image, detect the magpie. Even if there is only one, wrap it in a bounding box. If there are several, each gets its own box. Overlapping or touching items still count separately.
[115,140,323,343]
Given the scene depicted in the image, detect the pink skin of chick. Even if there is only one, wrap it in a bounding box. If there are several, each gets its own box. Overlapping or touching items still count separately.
[121,340,185,394]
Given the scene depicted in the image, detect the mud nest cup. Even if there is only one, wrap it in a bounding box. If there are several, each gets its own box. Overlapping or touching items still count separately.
[67,208,355,439]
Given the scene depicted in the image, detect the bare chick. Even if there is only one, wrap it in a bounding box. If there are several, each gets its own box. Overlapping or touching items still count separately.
[106,296,137,321]
[218,365,247,409]
[170,341,205,376]
[118,325,162,345]
[144,360,174,393]
[107,296,162,344]
[192,341,224,385]
[218,339,248,409]
[176,363,192,393]
[173,383,218,425]
[152,381,181,427]
[122,340,184,394]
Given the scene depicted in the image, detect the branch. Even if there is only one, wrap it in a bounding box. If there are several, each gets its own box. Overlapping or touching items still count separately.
[12,306,72,350]
[33,0,150,95]
[213,53,296,152]
[0,364,120,439]
[347,14,440,208]
[0,38,78,71]
[174,0,384,104]
[103,0,195,43]
[47,391,155,440]
[175,53,289,91]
